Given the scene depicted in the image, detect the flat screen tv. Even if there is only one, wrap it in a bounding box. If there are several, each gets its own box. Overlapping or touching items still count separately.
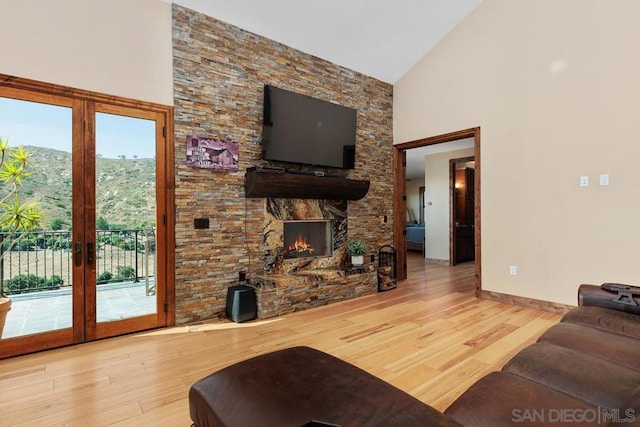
[262,85,357,169]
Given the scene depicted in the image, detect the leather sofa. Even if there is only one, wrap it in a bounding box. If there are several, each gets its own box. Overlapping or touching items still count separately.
[189,284,640,426]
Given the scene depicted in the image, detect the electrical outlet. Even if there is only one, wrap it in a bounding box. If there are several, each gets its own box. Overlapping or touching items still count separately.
[509,265,517,276]
[599,174,609,186]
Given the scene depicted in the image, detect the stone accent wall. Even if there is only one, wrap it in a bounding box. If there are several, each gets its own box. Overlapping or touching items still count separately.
[172,5,394,324]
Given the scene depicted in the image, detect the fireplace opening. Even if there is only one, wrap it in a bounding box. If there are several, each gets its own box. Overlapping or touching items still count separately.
[284,220,333,260]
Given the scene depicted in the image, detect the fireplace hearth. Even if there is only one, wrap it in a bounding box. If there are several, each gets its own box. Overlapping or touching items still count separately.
[283,220,332,260]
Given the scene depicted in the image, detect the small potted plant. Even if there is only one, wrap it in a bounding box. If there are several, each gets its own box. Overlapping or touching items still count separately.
[347,240,367,266]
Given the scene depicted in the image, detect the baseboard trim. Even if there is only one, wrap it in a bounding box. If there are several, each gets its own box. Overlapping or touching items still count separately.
[480,290,575,314]
[424,258,449,265]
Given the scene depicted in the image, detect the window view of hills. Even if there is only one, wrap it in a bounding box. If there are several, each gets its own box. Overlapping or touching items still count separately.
[19,146,156,231]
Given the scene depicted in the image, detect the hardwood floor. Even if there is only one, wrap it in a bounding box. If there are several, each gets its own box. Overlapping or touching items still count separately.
[0,253,562,426]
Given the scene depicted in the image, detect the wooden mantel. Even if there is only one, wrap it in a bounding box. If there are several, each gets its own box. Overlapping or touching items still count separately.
[245,167,370,200]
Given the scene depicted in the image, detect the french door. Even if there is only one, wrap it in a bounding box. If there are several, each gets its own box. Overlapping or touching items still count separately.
[0,76,174,358]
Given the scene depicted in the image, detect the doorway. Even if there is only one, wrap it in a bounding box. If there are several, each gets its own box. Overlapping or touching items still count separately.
[451,157,475,265]
[0,75,174,358]
[393,127,481,296]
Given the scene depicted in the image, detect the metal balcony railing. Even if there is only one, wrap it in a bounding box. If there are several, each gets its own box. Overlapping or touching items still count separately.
[0,229,155,296]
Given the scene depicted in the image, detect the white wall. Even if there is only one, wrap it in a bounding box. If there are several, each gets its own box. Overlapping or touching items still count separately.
[395,0,640,306]
[0,0,173,105]
[425,148,474,261]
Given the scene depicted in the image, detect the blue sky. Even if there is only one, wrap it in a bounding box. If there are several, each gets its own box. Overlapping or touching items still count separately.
[0,97,156,159]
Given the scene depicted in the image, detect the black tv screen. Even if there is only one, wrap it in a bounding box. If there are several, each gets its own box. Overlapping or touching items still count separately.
[262,85,357,169]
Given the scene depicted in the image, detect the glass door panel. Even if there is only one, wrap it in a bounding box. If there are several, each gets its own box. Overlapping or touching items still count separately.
[94,111,157,324]
[0,76,170,359]
[0,96,74,339]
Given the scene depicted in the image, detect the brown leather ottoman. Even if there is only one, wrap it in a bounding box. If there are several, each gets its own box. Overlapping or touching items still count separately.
[189,346,460,427]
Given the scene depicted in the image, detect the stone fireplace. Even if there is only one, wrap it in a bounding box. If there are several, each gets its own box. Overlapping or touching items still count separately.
[250,198,377,319]
[263,198,347,274]
[283,220,333,260]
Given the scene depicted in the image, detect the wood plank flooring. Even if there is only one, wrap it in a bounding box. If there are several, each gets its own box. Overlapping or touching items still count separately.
[0,254,562,426]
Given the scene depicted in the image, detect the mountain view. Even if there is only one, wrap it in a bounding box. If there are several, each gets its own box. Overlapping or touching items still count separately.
[18,146,156,230]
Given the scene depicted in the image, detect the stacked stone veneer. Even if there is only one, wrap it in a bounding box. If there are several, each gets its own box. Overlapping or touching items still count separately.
[172,5,394,324]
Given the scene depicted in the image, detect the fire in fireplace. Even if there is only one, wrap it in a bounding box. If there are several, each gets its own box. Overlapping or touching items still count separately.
[288,234,314,254]
[284,220,332,260]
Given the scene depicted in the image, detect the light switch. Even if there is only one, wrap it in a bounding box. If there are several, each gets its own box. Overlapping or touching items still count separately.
[580,176,589,187]
[194,218,210,229]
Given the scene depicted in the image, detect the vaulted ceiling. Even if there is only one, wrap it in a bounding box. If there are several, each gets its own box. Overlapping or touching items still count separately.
[169,0,482,83]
